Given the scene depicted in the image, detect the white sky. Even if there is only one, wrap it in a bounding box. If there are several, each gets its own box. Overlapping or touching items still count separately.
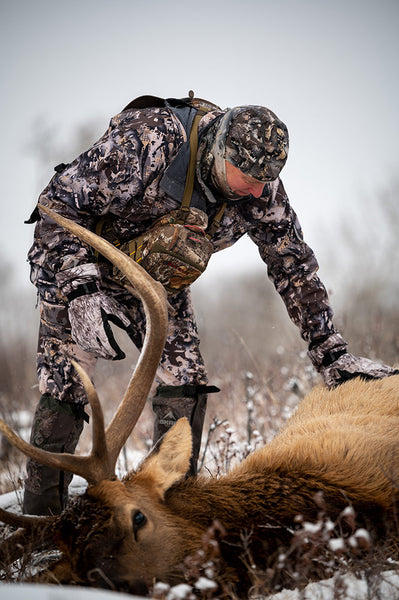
[1,0,398,294]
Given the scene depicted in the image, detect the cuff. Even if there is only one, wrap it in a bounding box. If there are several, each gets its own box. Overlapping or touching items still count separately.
[307,332,348,370]
[56,263,101,296]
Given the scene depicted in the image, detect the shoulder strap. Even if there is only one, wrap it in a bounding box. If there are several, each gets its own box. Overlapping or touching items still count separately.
[177,93,227,236]
[176,91,222,226]
[176,108,207,224]
[206,202,227,239]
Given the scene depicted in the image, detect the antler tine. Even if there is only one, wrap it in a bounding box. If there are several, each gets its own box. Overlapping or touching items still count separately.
[0,358,114,507]
[104,271,169,466]
[70,360,108,463]
[0,507,54,529]
[0,347,117,486]
[0,513,57,566]
[0,406,112,486]
[38,204,169,474]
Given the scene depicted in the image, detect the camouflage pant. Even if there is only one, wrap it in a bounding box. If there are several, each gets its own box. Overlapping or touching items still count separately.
[37,279,208,406]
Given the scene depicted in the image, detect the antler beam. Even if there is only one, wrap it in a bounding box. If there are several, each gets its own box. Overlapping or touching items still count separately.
[0,204,169,485]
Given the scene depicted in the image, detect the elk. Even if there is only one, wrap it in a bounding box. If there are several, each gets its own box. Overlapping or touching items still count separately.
[0,205,399,596]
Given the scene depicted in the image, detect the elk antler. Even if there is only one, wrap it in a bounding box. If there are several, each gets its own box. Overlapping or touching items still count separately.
[0,511,57,565]
[0,204,169,485]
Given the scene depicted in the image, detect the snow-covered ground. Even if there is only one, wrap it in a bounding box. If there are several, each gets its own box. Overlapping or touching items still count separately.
[0,583,140,599]
[0,476,88,512]
[266,571,399,600]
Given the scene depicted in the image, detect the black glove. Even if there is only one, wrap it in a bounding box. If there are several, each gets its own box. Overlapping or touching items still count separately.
[308,333,399,388]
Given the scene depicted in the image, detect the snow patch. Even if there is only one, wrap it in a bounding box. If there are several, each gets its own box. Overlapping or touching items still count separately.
[264,571,399,599]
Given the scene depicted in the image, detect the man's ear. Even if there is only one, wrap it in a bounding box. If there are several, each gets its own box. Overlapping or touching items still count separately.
[138,418,192,497]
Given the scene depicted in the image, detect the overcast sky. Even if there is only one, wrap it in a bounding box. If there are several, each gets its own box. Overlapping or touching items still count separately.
[1,0,398,294]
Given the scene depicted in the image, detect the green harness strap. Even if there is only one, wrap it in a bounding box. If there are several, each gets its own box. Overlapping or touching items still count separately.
[176,109,206,224]
[176,108,227,238]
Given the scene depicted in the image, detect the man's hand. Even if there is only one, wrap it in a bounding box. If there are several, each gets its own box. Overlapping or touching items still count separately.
[308,333,399,388]
[68,291,136,360]
[318,352,399,388]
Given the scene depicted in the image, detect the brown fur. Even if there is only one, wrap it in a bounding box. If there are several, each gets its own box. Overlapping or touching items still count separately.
[38,375,399,595]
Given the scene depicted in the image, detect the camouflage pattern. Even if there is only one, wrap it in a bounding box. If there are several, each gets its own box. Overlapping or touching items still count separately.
[197,106,288,201]
[225,107,289,180]
[114,207,213,294]
[66,291,136,361]
[308,332,399,388]
[320,354,399,388]
[23,395,84,515]
[208,179,335,343]
[36,280,208,406]
[37,299,97,404]
[28,103,336,405]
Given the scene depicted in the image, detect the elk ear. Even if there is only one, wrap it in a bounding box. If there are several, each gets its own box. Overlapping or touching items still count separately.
[139,418,193,497]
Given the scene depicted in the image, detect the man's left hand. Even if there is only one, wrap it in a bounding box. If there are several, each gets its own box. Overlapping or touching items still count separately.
[308,332,399,388]
[319,352,399,388]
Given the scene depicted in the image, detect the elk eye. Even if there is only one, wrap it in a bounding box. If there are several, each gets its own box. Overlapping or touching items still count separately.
[132,510,147,537]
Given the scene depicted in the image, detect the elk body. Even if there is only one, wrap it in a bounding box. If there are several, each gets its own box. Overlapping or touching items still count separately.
[1,205,398,597]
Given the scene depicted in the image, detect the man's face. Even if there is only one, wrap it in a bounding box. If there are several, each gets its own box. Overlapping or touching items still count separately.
[224,160,267,199]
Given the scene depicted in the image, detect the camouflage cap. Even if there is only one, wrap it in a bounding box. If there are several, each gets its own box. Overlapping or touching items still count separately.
[198,105,289,201]
[201,106,289,201]
[223,106,289,181]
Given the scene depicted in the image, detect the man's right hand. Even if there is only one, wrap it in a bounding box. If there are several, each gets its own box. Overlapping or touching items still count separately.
[67,290,136,360]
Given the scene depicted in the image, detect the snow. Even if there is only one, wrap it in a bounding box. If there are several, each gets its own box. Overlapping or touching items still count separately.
[0,583,140,599]
[327,538,345,552]
[2,572,399,600]
[302,521,322,534]
[166,583,193,600]
[195,577,218,592]
[0,476,88,511]
[264,571,399,600]
[0,489,22,512]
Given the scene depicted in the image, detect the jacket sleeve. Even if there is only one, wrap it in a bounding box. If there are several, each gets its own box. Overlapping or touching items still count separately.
[28,110,178,290]
[248,179,335,344]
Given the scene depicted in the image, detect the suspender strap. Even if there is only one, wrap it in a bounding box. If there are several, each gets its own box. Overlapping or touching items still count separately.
[206,202,227,239]
[176,110,206,224]
[93,218,106,260]
[177,103,227,235]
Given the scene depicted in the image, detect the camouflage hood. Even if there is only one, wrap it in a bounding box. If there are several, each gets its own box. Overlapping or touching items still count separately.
[198,106,289,200]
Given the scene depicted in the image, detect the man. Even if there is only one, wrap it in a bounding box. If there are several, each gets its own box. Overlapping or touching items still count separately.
[24,94,397,515]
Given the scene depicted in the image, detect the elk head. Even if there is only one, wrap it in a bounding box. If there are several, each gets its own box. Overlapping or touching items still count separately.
[48,418,201,593]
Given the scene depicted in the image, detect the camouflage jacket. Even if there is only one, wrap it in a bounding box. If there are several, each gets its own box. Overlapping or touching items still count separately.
[28,104,335,344]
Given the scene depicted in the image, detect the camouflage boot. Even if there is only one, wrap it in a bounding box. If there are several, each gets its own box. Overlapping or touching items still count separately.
[23,395,87,516]
[152,384,219,475]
